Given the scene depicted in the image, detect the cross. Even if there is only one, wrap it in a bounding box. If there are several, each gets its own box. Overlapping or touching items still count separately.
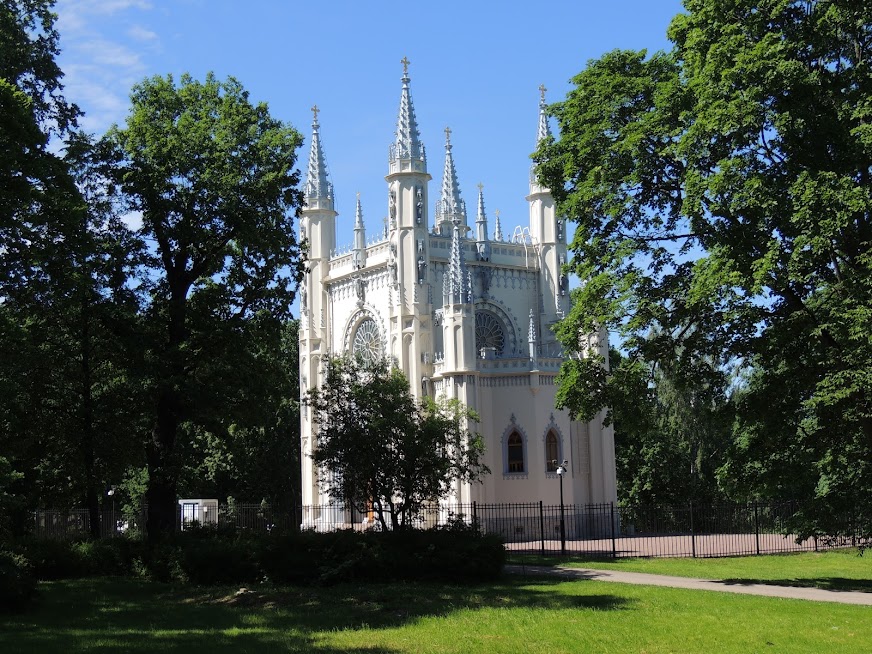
[311,104,319,122]
[477,182,484,193]
[444,126,452,143]
[495,209,500,219]
[539,84,547,103]
[401,56,410,76]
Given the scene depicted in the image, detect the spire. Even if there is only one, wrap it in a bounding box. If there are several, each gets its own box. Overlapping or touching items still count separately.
[435,127,466,233]
[494,209,503,242]
[528,309,538,363]
[304,105,333,207]
[475,182,491,261]
[353,192,366,269]
[536,84,552,144]
[390,56,425,166]
[444,216,469,305]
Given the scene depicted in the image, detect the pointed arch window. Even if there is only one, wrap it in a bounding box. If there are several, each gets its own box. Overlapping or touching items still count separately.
[507,432,525,473]
[545,431,560,472]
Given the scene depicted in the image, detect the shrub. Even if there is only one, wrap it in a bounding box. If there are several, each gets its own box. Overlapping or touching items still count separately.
[0,550,37,613]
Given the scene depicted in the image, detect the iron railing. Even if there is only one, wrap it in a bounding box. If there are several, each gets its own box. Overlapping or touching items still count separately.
[29,500,861,559]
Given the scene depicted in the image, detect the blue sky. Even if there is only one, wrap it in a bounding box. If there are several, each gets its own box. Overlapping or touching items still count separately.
[54,0,683,247]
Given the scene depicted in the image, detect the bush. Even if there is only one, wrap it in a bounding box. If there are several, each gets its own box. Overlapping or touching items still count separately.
[9,523,505,587]
[0,550,37,613]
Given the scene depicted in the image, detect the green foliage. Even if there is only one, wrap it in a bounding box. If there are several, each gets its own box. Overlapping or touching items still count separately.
[100,72,305,537]
[306,356,488,531]
[0,550,35,613]
[537,0,872,537]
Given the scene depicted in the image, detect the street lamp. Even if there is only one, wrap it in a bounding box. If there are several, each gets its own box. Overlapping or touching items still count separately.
[556,459,568,554]
[107,486,116,537]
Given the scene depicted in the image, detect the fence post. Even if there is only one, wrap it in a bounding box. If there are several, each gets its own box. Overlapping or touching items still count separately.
[610,503,617,559]
[754,501,760,555]
[539,500,545,555]
[472,501,478,533]
[690,501,696,558]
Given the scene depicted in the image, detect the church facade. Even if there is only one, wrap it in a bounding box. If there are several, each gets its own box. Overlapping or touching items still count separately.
[298,61,617,525]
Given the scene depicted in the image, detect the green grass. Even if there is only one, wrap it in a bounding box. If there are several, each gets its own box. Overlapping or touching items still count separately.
[1,575,870,653]
[509,548,872,592]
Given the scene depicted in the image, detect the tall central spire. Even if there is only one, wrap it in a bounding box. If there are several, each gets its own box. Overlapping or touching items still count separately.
[435,127,466,233]
[304,105,333,207]
[390,56,425,167]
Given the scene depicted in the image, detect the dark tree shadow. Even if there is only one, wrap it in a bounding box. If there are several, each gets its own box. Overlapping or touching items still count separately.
[0,576,633,653]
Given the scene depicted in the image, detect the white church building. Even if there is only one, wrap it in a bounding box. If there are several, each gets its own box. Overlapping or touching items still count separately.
[298,61,617,525]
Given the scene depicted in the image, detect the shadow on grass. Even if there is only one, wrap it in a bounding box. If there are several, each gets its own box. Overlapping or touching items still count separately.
[719,577,872,593]
[0,576,633,653]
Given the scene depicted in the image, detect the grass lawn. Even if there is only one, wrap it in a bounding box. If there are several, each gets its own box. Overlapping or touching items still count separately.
[1,574,870,653]
[509,548,872,592]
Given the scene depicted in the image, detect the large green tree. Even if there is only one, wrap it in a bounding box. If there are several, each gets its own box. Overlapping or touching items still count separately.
[537,0,871,540]
[306,356,488,531]
[102,73,304,538]
[1,1,144,537]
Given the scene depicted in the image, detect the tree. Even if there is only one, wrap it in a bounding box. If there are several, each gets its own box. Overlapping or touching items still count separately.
[101,73,304,538]
[537,0,872,540]
[306,356,488,531]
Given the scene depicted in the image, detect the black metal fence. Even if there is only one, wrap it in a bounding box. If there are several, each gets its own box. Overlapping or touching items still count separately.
[30,500,860,559]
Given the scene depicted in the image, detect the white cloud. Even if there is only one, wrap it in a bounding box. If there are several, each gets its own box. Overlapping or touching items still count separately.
[55,0,157,134]
[128,25,158,42]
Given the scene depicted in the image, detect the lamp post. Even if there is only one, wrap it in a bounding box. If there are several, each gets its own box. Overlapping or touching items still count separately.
[556,460,568,554]
[106,486,116,537]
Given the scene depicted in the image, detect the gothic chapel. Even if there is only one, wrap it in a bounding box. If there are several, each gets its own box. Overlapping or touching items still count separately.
[299,60,617,525]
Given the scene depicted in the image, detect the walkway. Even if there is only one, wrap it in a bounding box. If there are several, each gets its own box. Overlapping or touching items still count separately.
[504,564,872,606]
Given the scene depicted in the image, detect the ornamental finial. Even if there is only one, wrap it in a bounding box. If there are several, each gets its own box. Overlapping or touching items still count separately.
[444,126,452,145]
[538,84,547,104]
[401,56,410,77]
[311,104,320,122]
[477,182,484,193]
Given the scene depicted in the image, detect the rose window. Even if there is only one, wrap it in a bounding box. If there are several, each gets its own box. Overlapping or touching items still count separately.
[475,311,505,355]
[352,318,382,364]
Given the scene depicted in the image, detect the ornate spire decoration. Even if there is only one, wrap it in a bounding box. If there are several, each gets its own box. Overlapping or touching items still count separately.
[353,192,366,269]
[435,127,466,232]
[494,209,503,242]
[390,56,425,166]
[304,104,333,206]
[475,182,491,261]
[444,216,469,305]
[536,84,552,144]
[528,309,538,363]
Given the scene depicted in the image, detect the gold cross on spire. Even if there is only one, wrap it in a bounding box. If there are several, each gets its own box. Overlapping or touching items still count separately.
[539,84,547,104]
[311,104,320,122]
[444,126,452,143]
[401,56,410,76]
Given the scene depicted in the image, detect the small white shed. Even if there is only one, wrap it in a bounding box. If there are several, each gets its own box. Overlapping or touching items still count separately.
[178,498,219,528]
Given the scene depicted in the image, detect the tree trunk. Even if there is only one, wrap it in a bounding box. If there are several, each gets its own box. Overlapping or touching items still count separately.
[146,280,188,541]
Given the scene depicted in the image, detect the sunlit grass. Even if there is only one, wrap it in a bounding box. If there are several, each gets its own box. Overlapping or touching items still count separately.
[509,548,872,592]
[1,574,870,653]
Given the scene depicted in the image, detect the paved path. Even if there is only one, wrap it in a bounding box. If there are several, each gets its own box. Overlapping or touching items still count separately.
[504,564,872,605]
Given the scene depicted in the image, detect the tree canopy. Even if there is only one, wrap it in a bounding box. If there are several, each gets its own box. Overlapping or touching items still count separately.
[101,72,305,537]
[537,0,872,539]
[306,356,488,531]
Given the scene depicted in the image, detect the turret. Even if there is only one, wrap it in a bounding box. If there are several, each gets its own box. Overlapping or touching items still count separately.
[384,57,433,390]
